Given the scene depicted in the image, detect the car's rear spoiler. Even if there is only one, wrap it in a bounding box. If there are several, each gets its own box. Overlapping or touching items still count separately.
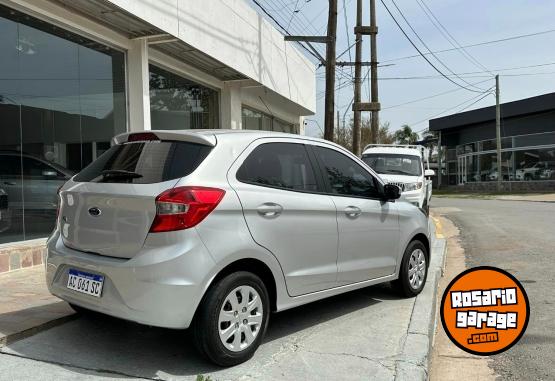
[112,130,217,147]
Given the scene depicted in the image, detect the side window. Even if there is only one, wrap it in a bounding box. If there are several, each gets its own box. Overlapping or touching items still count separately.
[0,155,21,177]
[237,143,319,192]
[313,146,380,198]
[22,157,62,179]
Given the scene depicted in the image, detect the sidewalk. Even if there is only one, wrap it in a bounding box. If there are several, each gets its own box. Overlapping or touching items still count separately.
[435,192,555,203]
[496,193,555,202]
[0,226,446,380]
[0,266,74,346]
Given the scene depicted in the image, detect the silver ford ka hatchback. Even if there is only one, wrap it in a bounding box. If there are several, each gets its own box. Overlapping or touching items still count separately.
[46,129,430,366]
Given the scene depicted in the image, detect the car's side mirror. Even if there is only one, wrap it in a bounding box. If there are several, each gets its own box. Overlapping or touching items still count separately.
[424,169,436,177]
[383,183,401,201]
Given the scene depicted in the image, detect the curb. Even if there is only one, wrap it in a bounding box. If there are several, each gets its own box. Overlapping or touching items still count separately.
[394,220,447,381]
[0,313,77,348]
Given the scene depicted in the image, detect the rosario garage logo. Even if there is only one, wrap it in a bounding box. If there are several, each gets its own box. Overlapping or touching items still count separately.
[440,266,529,355]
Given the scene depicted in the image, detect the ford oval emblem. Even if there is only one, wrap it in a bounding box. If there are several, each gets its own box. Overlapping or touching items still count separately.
[88,207,101,217]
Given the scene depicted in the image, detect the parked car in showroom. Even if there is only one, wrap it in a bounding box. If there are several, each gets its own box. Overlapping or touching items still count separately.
[538,161,555,180]
[0,188,10,233]
[515,161,555,181]
[0,151,74,213]
[46,130,431,366]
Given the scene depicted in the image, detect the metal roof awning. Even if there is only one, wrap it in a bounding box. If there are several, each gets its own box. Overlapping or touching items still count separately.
[50,0,249,81]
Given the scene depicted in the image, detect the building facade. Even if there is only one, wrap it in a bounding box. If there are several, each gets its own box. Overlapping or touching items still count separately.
[0,0,315,255]
[429,92,555,190]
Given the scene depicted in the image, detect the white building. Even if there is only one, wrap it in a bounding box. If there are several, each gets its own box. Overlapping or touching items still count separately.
[0,0,315,263]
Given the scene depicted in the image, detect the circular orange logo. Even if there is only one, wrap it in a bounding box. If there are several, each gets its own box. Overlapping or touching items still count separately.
[440,266,529,355]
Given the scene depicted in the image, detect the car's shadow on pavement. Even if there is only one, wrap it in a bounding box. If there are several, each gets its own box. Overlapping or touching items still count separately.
[4,283,402,379]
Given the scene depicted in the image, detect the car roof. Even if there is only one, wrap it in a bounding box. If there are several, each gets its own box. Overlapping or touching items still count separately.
[362,146,423,157]
[116,129,348,150]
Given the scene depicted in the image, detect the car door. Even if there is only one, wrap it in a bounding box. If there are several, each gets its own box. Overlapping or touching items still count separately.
[228,139,339,296]
[21,156,67,212]
[311,144,400,285]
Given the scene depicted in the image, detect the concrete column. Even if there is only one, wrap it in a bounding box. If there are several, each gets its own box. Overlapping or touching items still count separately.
[127,39,151,131]
[298,116,305,135]
[221,83,242,129]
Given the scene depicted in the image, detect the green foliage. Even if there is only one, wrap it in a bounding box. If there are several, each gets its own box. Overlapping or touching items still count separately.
[196,375,214,381]
[335,117,395,152]
[394,125,419,145]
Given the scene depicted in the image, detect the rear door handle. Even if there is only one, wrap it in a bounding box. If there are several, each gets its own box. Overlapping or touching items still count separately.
[344,206,362,218]
[257,203,283,218]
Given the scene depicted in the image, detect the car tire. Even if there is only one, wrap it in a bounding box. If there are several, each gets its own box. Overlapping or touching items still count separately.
[392,240,429,297]
[191,271,270,367]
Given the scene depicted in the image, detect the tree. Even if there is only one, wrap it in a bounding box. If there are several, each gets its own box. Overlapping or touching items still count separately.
[394,124,419,145]
[377,121,395,144]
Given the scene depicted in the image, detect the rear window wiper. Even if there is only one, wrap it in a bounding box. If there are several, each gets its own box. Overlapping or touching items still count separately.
[100,169,143,179]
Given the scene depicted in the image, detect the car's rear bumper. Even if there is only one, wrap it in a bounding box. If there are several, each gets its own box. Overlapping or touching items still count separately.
[45,229,215,329]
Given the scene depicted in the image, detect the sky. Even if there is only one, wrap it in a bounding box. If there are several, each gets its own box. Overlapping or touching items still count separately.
[248,0,555,138]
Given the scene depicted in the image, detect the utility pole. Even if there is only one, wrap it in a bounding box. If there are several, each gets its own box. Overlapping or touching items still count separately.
[495,74,502,190]
[352,0,363,155]
[369,0,380,145]
[352,0,380,155]
[284,1,337,141]
[324,0,338,141]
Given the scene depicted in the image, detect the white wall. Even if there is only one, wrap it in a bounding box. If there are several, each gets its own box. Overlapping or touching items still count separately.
[106,0,316,114]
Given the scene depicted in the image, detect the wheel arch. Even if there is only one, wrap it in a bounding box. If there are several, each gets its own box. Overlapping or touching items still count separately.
[410,233,430,264]
[202,258,278,312]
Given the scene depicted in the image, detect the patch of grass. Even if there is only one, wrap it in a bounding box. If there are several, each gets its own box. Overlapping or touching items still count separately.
[196,375,214,381]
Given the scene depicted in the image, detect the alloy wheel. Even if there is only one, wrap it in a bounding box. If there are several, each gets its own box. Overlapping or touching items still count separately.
[218,285,264,352]
[408,249,426,290]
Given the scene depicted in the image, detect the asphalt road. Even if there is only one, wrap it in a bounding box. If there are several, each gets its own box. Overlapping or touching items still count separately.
[431,198,555,381]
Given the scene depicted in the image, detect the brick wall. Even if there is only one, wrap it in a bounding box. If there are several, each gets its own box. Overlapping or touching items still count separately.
[0,242,46,274]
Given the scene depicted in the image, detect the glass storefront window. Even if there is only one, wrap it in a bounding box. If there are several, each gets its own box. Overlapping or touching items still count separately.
[242,107,272,131]
[514,132,555,148]
[514,148,555,181]
[478,138,512,152]
[241,107,295,133]
[149,65,219,130]
[0,5,126,243]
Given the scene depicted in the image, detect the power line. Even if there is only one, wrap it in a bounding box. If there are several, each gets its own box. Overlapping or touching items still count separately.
[250,0,324,63]
[457,91,493,113]
[410,89,494,129]
[379,0,485,93]
[415,0,493,75]
[389,0,488,91]
[382,78,493,110]
[368,61,555,80]
[342,0,353,78]
[381,28,555,64]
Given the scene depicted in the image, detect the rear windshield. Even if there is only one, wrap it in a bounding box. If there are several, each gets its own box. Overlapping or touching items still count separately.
[74,141,212,184]
[362,153,422,176]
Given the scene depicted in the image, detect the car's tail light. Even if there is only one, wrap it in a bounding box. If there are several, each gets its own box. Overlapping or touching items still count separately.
[149,186,225,233]
[127,132,159,142]
[55,185,63,221]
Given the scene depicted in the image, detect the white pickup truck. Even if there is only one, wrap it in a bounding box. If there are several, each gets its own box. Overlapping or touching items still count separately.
[361,144,435,214]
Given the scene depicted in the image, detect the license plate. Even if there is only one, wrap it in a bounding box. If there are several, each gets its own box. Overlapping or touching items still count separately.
[67,269,104,298]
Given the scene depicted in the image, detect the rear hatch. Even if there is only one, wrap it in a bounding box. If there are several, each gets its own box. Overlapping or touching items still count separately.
[59,132,213,258]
